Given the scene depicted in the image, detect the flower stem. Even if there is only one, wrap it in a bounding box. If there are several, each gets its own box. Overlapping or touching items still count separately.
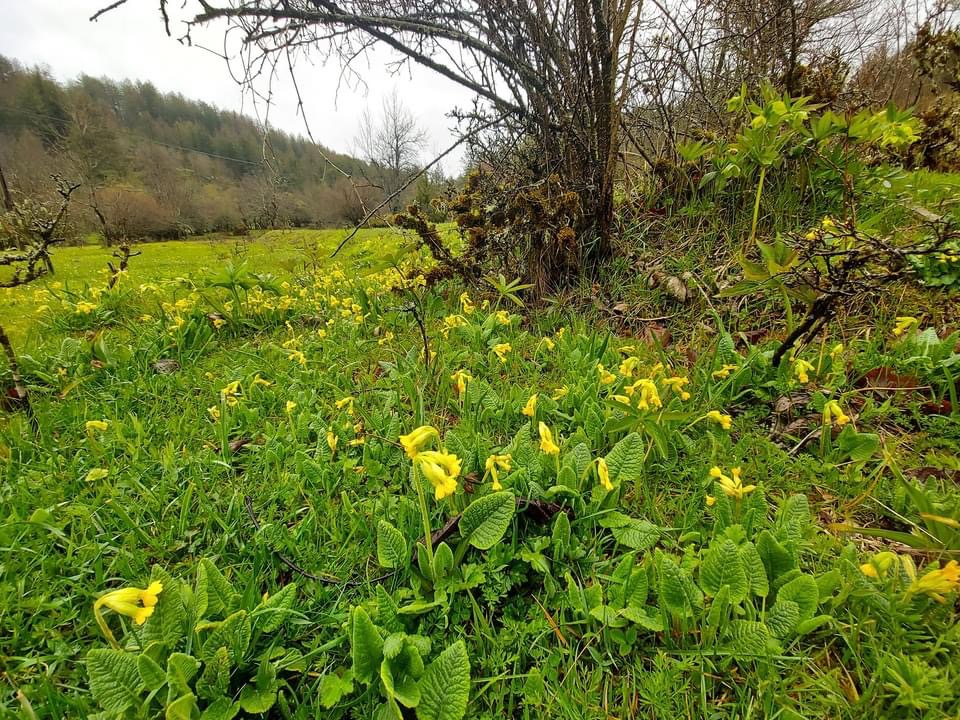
[412,464,435,572]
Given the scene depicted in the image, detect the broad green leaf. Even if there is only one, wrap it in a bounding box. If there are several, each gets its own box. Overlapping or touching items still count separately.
[776,574,818,621]
[86,649,143,713]
[836,425,879,462]
[351,606,384,685]
[197,646,231,700]
[727,620,775,658]
[377,520,409,569]
[375,585,404,633]
[137,653,166,692]
[700,539,748,603]
[253,582,298,633]
[201,610,251,664]
[417,640,470,720]
[143,566,187,651]
[319,670,355,709]
[432,541,454,581]
[619,606,665,631]
[199,697,240,720]
[703,584,730,646]
[459,491,515,550]
[604,432,644,484]
[165,693,199,720]
[796,615,833,635]
[239,684,277,713]
[166,653,201,702]
[611,520,659,550]
[776,494,809,543]
[739,541,769,598]
[197,558,239,618]
[756,530,795,582]
[657,553,703,618]
[766,599,800,638]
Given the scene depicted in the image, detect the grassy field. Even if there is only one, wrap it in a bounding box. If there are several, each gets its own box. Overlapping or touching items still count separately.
[0,228,410,344]
[1,227,959,719]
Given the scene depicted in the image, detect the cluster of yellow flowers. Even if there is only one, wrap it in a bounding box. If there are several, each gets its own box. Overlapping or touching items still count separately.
[860,552,960,603]
[95,580,163,626]
[399,426,461,500]
[707,465,756,501]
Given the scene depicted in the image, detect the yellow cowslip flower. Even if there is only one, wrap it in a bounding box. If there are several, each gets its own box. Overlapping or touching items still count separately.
[349,437,365,447]
[793,358,815,384]
[705,495,716,507]
[556,327,566,339]
[552,385,569,400]
[663,376,691,400]
[252,374,272,387]
[612,394,631,405]
[596,457,613,491]
[443,314,468,338]
[335,396,355,415]
[539,422,560,456]
[541,336,555,351]
[288,350,307,366]
[709,466,756,499]
[619,345,636,355]
[285,401,297,414]
[85,420,109,432]
[416,449,461,500]
[451,369,472,396]
[823,400,850,427]
[522,394,538,417]
[495,310,511,325]
[327,430,338,454]
[822,216,837,232]
[711,364,739,380]
[493,343,512,363]
[208,405,220,421]
[859,551,899,579]
[318,328,327,339]
[804,229,818,242]
[619,356,641,377]
[212,317,226,329]
[94,581,163,627]
[892,316,918,337]
[459,292,475,315]
[635,379,662,411]
[484,453,512,491]
[830,343,844,361]
[399,425,439,459]
[907,560,960,603]
[378,331,394,346]
[76,301,97,314]
[597,364,616,385]
[706,410,732,430]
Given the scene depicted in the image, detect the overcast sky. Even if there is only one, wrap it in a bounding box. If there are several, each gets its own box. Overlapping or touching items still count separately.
[0,1,475,172]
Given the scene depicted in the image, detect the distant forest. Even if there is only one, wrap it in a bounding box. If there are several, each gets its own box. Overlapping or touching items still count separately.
[0,55,440,240]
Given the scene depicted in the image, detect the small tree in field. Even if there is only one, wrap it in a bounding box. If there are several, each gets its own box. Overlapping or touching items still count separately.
[0,164,79,414]
[356,90,427,214]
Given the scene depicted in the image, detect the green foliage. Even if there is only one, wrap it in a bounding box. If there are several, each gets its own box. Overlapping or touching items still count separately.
[83,560,301,718]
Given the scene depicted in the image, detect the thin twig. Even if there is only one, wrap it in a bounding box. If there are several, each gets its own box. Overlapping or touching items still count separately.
[244,495,395,587]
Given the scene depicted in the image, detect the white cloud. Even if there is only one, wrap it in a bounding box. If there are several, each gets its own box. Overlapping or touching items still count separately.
[0,1,475,172]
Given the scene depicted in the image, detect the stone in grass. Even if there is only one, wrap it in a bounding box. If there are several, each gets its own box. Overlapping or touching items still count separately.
[151,359,181,375]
